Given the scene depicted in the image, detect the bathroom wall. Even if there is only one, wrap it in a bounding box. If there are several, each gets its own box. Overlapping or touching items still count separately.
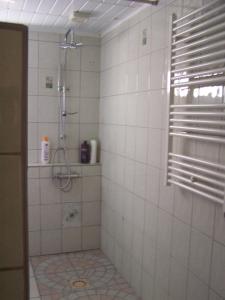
[28,31,101,256]
[28,31,100,164]
[99,1,225,300]
[28,164,101,256]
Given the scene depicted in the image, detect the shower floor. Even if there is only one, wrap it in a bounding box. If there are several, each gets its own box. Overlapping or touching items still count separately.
[29,250,140,300]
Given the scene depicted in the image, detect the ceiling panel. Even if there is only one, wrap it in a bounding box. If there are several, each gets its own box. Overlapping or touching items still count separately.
[49,0,72,15]
[19,11,34,24]
[7,9,21,22]
[8,0,25,10]
[36,0,57,14]
[32,13,46,25]
[23,0,40,12]
[42,14,58,26]
[0,0,145,34]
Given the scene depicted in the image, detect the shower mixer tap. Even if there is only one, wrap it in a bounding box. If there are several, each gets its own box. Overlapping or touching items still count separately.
[62,111,78,117]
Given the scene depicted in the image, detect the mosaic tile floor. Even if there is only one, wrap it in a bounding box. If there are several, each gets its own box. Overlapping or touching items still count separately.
[30,250,140,300]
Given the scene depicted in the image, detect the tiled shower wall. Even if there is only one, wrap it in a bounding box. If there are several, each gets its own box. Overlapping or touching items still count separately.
[28,31,100,164]
[28,31,101,256]
[99,1,225,300]
[28,164,101,256]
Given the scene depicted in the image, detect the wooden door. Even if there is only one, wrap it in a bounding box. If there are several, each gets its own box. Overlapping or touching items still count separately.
[0,23,28,300]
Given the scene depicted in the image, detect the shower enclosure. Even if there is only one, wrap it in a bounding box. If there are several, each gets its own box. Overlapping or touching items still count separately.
[27,30,101,257]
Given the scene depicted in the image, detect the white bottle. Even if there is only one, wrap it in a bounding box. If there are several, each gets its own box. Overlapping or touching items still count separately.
[41,136,50,164]
[90,139,97,164]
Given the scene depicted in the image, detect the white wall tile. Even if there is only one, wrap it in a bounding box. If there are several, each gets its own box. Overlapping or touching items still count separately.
[214,203,225,246]
[135,127,148,163]
[66,48,81,71]
[28,96,38,122]
[63,203,81,228]
[148,128,162,168]
[61,178,82,203]
[192,195,215,238]
[151,9,166,51]
[209,290,223,300]
[125,126,136,159]
[155,247,170,295]
[134,162,147,200]
[136,92,149,127]
[40,178,60,204]
[169,259,187,300]
[41,230,61,254]
[189,229,212,284]
[211,242,225,298]
[82,226,100,250]
[132,194,145,232]
[131,258,142,297]
[82,176,101,202]
[148,89,165,129]
[41,204,61,230]
[28,41,38,68]
[142,234,156,277]
[80,99,99,123]
[150,49,165,89]
[138,54,150,91]
[38,96,58,123]
[29,231,41,256]
[28,123,38,150]
[157,209,173,253]
[146,165,160,205]
[81,72,99,98]
[82,202,101,226]
[171,218,190,267]
[128,23,139,60]
[159,170,174,214]
[187,272,209,300]
[62,227,82,252]
[28,206,40,231]
[174,187,193,225]
[66,70,80,97]
[28,68,38,95]
[28,179,40,205]
[39,41,59,69]
[81,46,100,72]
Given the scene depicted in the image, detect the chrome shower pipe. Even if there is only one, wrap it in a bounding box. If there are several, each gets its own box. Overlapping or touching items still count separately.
[58,62,67,141]
[64,27,75,44]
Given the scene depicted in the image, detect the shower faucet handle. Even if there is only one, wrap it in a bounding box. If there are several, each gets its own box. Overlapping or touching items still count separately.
[67,111,78,115]
[62,111,78,117]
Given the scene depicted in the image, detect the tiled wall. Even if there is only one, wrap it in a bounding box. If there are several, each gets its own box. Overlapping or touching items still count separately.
[99,1,225,300]
[28,164,101,256]
[28,31,100,164]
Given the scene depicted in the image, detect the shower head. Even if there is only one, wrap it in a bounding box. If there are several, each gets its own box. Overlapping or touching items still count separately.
[59,27,83,49]
[59,41,83,49]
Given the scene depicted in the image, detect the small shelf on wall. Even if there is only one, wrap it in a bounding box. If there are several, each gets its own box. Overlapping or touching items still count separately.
[165,0,225,215]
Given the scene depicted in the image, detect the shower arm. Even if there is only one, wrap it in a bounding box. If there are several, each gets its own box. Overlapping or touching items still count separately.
[64,27,75,44]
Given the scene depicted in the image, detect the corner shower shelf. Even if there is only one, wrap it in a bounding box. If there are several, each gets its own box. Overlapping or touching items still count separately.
[165,0,225,214]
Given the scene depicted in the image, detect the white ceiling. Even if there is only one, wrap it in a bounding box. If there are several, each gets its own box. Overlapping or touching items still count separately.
[0,0,145,35]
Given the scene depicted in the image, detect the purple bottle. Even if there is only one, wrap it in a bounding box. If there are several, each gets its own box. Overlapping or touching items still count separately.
[80,141,90,163]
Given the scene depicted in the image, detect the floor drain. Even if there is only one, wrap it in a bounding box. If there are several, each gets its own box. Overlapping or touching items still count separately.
[70,279,89,289]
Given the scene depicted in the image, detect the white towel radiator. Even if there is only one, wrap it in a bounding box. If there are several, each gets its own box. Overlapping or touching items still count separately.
[165,0,225,214]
